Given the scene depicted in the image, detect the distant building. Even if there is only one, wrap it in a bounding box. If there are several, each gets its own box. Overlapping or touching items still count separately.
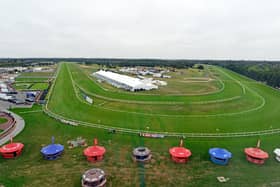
[163,75,171,78]
[33,67,43,72]
[0,93,13,101]
[153,73,162,78]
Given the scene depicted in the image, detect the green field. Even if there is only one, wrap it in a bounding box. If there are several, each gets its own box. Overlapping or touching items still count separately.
[0,118,8,124]
[2,62,280,186]
[83,65,222,95]
[48,63,271,133]
[13,82,49,91]
[13,83,32,90]
[15,77,49,83]
[0,117,7,132]
[30,83,49,90]
[15,68,55,83]
[19,71,54,77]
[13,70,52,91]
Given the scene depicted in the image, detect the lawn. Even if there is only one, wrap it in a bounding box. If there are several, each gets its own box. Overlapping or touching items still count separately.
[15,69,55,83]
[30,83,49,90]
[83,65,222,95]
[47,63,272,133]
[13,82,49,90]
[68,63,252,103]
[13,83,32,90]
[19,71,54,77]
[0,117,7,132]
[0,118,8,124]
[1,107,280,186]
[2,62,280,186]
[15,77,49,83]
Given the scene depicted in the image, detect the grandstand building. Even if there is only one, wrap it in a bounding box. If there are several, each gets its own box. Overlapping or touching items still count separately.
[93,70,158,91]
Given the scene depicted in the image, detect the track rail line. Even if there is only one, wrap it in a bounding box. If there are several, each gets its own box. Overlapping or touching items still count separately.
[70,66,265,118]
[43,63,276,138]
[43,105,280,138]
[78,64,226,97]
[70,65,244,105]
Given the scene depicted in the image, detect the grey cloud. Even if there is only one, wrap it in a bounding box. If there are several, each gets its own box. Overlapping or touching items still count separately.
[0,0,279,60]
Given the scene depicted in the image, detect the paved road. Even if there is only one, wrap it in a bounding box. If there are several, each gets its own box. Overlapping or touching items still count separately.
[0,100,32,111]
[0,109,26,146]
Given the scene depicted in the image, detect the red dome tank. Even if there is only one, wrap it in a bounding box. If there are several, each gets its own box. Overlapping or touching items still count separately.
[0,142,24,158]
[244,147,269,165]
[169,147,192,163]
[83,138,106,162]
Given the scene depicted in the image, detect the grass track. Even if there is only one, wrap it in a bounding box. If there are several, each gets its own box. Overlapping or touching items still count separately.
[69,63,263,115]
[68,63,243,103]
[81,64,225,96]
[2,62,280,186]
[2,106,280,186]
[47,63,273,133]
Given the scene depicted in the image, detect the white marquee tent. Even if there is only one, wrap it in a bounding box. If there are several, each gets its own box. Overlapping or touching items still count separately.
[93,70,158,91]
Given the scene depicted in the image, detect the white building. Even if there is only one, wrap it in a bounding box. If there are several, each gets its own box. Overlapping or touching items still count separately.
[0,83,7,89]
[153,73,162,78]
[33,67,43,72]
[163,75,171,78]
[1,88,9,93]
[0,93,12,100]
[93,70,158,92]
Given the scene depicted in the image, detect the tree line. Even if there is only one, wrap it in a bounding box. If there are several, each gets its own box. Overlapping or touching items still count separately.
[222,63,280,88]
[1,58,280,88]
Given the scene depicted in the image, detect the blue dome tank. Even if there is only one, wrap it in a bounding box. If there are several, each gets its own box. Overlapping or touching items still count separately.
[209,148,232,165]
[40,137,64,160]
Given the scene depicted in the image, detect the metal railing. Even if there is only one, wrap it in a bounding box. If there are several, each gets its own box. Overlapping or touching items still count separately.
[42,63,279,138]
[43,105,280,138]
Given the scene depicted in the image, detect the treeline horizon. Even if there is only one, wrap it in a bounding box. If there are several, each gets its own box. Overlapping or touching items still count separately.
[0,58,280,67]
[1,58,280,88]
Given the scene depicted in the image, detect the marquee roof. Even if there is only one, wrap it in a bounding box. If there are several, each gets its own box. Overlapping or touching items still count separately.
[94,70,157,90]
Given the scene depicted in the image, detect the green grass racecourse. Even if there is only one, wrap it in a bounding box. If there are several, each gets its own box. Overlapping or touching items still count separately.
[47,63,273,134]
[29,83,49,90]
[82,65,222,95]
[2,62,280,186]
[1,107,280,186]
[15,67,56,83]
[13,82,49,91]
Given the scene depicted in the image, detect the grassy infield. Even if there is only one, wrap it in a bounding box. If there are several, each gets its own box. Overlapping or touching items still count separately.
[13,71,53,91]
[82,65,221,95]
[1,63,280,186]
[0,118,8,132]
[13,83,49,91]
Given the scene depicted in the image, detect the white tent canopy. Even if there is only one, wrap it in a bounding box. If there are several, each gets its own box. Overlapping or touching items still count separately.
[93,70,158,91]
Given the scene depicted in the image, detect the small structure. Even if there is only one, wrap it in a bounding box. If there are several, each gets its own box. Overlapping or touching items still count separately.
[40,137,64,160]
[67,137,87,149]
[217,176,230,183]
[26,92,36,98]
[83,138,106,162]
[139,132,164,138]
[244,139,269,165]
[169,139,192,163]
[209,148,232,165]
[25,91,37,103]
[132,147,152,162]
[0,138,24,158]
[81,168,106,187]
[273,148,280,162]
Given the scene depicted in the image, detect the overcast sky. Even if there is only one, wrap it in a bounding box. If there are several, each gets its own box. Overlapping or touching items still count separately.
[0,0,279,60]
